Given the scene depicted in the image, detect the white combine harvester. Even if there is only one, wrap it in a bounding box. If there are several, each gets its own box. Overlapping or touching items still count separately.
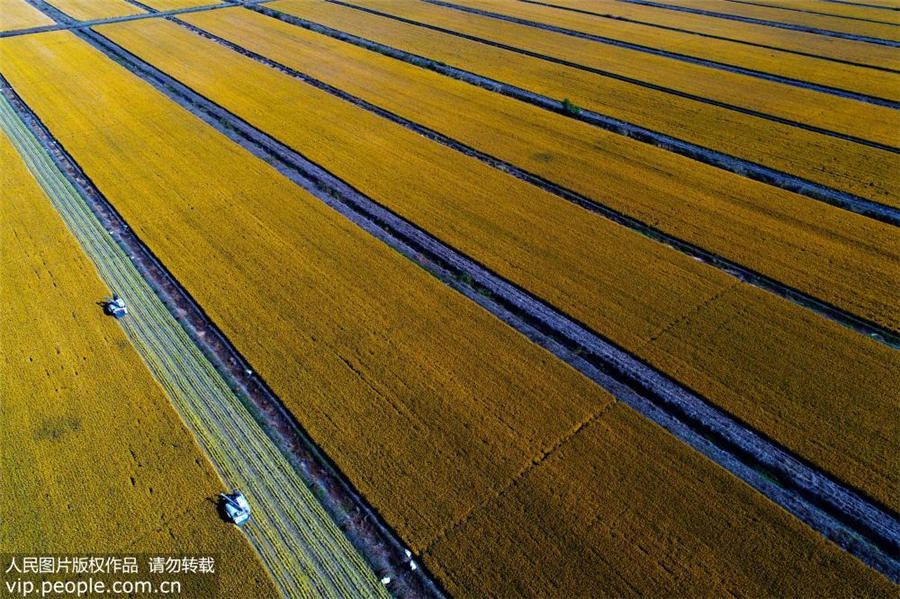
[219,491,251,526]
[104,293,128,319]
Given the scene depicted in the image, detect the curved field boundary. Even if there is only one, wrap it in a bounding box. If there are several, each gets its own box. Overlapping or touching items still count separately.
[321,0,898,153]
[159,12,899,347]
[619,0,900,45]
[722,0,899,22]
[423,0,897,107]
[0,89,389,599]
[22,3,899,578]
[518,0,900,72]
[249,3,900,227]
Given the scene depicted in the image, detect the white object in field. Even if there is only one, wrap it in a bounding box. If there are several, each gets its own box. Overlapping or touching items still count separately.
[219,490,251,525]
[404,550,411,558]
[380,577,391,585]
[409,560,417,571]
[106,293,128,319]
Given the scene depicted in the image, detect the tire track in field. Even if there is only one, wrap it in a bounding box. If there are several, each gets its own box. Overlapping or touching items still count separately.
[0,93,389,599]
[618,0,900,45]
[422,0,898,107]
[16,12,898,580]
[321,0,899,150]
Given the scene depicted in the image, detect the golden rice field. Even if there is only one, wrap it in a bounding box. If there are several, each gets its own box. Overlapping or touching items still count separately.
[1,0,898,596]
[0,128,276,598]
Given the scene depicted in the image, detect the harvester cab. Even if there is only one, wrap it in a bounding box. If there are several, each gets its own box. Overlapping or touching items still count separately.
[105,294,128,319]
[219,491,251,526]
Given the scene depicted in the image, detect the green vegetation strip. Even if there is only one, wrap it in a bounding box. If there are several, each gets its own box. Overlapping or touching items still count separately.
[0,93,388,599]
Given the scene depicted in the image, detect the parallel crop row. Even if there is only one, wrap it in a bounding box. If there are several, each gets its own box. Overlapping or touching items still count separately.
[0,116,276,598]
[180,6,898,335]
[544,0,900,68]
[1,26,894,597]
[89,15,900,513]
[441,0,900,102]
[286,0,898,204]
[655,0,900,39]
[0,91,386,599]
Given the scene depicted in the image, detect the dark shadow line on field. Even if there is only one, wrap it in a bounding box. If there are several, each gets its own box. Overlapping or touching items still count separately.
[421,0,899,107]
[258,0,900,226]
[152,13,900,348]
[719,0,900,25]
[516,0,900,74]
[617,0,900,46]
[321,0,900,148]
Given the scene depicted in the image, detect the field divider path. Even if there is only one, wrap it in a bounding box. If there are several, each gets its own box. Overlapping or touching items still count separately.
[17,0,900,579]
[127,7,899,347]
[318,0,898,153]
[618,0,900,45]
[422,0,898,107]
[249,2,900,226]
[0,83,392,599]
[517,0,900,73]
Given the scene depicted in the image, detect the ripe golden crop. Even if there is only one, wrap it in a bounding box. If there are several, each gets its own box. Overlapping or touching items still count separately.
[0,129,276,598]
[444,0,900,102]
[181,6,899,331]
[552,0,900,70]
[659,0,900,40]
[42,0,143,20]
[341,0,898,147]
[0,0,54,31]
[427,405,896,598]
[93,17,900,512]
[273,0,899,205]
[0,20,897,596]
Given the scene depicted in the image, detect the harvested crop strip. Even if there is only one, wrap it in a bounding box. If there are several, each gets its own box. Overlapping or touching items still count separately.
[0,0,54,30]
[542,0,900,69]
[1,27,896,597]
[86,14,900,512]
[42,0,145,20]
[297,0,899,204]
[0,121,276,599]
[181,6,899,335]
[440,0,900,103]
[0,89,389,599]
